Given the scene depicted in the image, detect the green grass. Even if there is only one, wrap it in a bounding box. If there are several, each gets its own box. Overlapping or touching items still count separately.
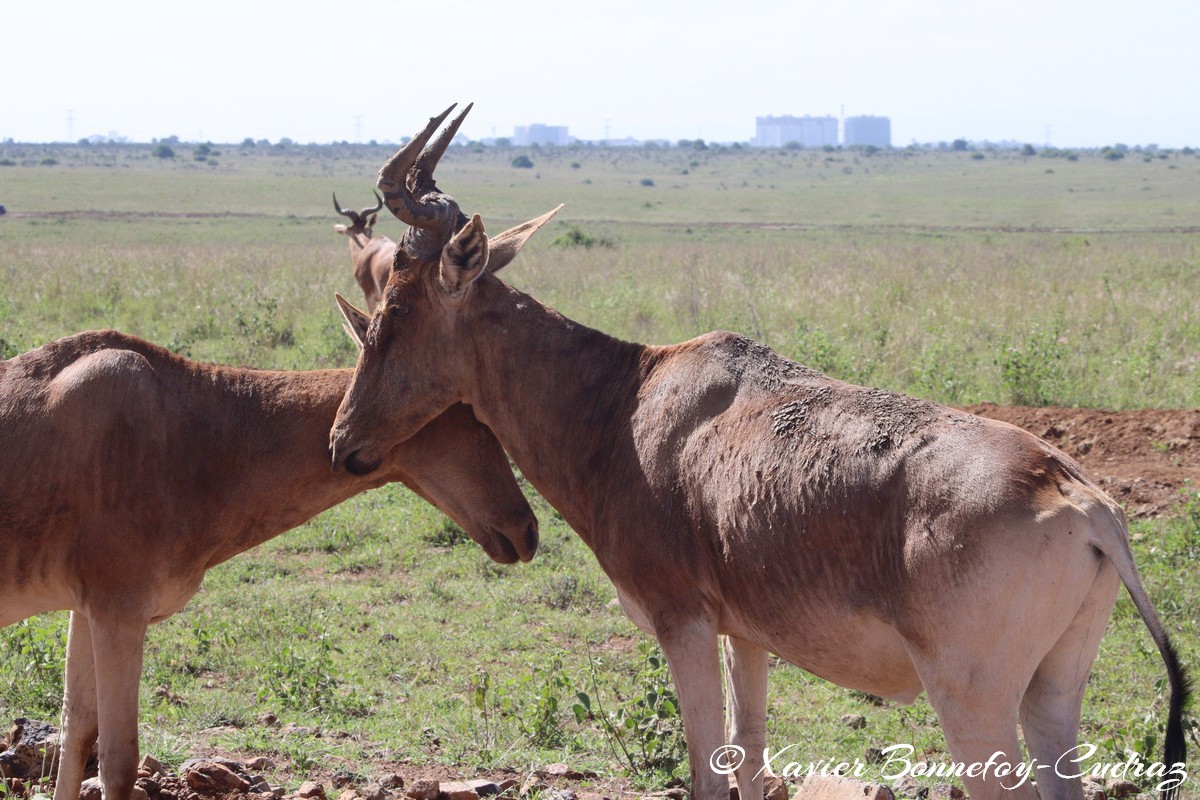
[1,141,1199,796]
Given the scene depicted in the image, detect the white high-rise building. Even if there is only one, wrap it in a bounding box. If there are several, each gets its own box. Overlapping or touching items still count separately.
[513,124,570,146]
[754,115,838,148]
[844,116,892,147]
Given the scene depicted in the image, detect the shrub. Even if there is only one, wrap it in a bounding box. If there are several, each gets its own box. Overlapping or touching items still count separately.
[152,144,175,159]
[640,178,655,187]
[552,226,613,249]
[995,325,1067,406]
[511,154,534,169]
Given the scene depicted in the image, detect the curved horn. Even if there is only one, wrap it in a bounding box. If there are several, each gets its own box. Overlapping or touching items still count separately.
[413,102,473,185]
[332,192,356,220]
[376,104,459,229]
[361,190,384,218]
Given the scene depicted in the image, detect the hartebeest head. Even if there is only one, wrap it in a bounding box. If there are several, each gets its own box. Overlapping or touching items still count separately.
[332,191,384,238]
[330,104,560,473]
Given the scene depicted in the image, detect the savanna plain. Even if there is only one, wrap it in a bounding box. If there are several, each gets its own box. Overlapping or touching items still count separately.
[1,140,1198,798]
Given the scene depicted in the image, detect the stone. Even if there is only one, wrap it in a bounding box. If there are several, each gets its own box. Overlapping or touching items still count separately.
[890,777,927,799]
[407,779,441,800]
[1104,781,1139,799]
[439,781,482,800]
[139,754,166,776]
[795,774,894,800]
[0,719,63,781]
[362,783,393,800]
[379,774,406,790]
[1081,780,1107,800]
[536,764,596,781]
[186,762,252,794]
[79,777,103,800]
[840,714,867,730]
[337,791,363,800]
[298,781,328,800]
[764,776,789,800]
[244,756,276,772]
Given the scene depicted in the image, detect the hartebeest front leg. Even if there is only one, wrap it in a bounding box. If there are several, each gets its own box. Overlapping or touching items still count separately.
[89,608,149,800]
[722,636,768,800]
[657,619,727,800]
[53,613,100,800]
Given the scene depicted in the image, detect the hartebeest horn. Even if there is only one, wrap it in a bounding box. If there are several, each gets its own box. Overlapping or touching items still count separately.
[333,191,384,222]
[333,192,354,220]
[412,103,473,192]
[377,103,467,231]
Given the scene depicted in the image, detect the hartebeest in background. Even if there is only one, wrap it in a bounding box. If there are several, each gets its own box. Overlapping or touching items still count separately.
[0,316,538,800]
[329,105,1189,800]
[333,191,393,310]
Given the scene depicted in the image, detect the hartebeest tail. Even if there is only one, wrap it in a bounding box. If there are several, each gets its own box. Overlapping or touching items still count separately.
[1088,502,1191,797]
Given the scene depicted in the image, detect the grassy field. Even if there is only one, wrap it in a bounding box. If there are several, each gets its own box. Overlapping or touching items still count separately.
[1,141,1198,797]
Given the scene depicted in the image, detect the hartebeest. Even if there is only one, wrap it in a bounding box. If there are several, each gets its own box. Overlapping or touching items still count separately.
[0,315,538,800]
[329,105,1190,800]
[333,191,393,310]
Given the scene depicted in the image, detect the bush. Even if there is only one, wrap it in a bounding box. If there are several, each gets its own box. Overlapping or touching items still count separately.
[551,226,613,249]
[640,178,655,187]
[152,144,175,159]
[996,325,1067,406]
[511,154,534,169]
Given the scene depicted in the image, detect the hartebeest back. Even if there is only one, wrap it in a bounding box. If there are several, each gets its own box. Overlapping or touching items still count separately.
[333,191,394,311]
[328,105,1189,800]
[0,322,537,800]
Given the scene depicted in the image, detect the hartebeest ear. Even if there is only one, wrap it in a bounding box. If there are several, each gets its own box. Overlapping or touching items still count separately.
[440,214,489,295]
[334,224,349,235]
[335,292,370,349]
[486,205,564,274]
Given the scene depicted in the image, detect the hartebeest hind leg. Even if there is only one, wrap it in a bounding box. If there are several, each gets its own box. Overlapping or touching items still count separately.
[657,619,728,800]
[722,636,768,800]
[53,613,100,800]
[1017,562,1119,800]
[915,657,1039,800]
[89,609,149,800]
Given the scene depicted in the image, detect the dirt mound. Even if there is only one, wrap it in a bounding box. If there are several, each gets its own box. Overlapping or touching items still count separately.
[967,403,1200,518]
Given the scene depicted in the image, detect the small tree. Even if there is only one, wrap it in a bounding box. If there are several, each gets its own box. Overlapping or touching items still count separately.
[511,154,534,169]
[152,144,175,160]
[1021,144,1037,156]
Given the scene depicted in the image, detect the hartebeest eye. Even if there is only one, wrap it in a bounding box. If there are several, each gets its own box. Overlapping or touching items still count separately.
[389,304,410,319]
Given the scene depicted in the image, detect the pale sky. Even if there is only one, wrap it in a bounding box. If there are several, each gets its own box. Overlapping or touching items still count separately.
[2,0,1197,148]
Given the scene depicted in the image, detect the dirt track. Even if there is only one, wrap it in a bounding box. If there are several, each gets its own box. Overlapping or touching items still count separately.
[967,403,1200,518]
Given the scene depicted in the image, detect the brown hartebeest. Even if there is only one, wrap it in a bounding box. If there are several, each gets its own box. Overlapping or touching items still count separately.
[329,105,1190,800]
[0,316,538,800]
[333,191,393,310]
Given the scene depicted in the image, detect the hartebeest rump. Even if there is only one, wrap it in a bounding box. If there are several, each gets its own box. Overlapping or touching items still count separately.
[329,106,1189,800]
[333,191,393,310]
[0,319,537,800]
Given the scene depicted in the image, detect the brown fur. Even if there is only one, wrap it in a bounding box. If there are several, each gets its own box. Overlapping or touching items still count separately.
[330,107,1185,800]
[1,329,537,800]
[333,193,393,311]
[332,222,1187,800]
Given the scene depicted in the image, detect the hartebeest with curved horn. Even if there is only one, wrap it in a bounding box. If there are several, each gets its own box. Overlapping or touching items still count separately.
[0,314,537,800]
[329,106,1190,800]
[333,190,392,310]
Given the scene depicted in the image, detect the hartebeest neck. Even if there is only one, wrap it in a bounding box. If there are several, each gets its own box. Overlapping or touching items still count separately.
[463,281,650,542]
[175,361,396,567]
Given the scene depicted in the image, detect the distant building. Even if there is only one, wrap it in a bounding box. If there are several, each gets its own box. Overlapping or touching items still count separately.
[513,124,570,146]
[754,115,838,148]
[844,115,891,148]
